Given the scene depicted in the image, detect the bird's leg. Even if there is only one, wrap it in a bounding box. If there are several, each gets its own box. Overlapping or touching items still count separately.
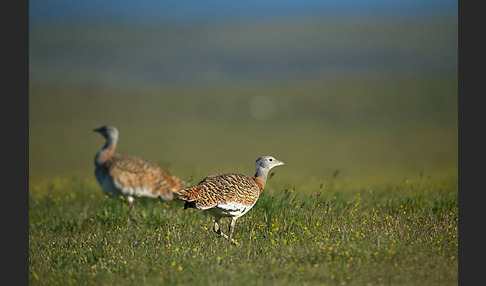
[127,196,135,208]
[125,196,134,225]
[228,217,238,245]
[213,218,229,240]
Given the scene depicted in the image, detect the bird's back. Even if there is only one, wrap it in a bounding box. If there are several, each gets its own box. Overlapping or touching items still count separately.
[96,154,185,200]
[178,173,261,211]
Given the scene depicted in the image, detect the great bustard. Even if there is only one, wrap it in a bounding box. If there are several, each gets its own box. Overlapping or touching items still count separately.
[93,125,186,206]
[177,156,284,245]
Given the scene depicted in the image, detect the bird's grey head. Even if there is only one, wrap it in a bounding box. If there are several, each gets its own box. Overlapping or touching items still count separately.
[93,125,119,141]
[255,156,285,171]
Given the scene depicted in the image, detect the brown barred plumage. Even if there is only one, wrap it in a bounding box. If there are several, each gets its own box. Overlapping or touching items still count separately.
[179,173,260,209]
[94,125,187,206]
[178,156,284,245]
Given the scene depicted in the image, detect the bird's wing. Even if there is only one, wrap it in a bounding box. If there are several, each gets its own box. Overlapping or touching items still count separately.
[178,173,260,209]
[106,155,181,196]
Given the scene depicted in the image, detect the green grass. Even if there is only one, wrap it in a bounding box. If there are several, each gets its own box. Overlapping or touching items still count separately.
[29,73,457,285]
[29,174,457,285]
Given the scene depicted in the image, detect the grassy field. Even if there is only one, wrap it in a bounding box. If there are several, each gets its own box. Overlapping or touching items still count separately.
[29,74,458,285]
[29,173,457,285]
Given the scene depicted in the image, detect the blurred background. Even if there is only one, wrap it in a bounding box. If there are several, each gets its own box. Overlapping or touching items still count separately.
[29,0,458,192]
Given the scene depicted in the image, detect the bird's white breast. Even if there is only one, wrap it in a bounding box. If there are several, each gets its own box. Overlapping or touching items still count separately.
[205,200,257,219]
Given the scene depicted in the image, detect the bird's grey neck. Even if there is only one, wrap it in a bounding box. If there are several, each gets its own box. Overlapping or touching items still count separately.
[103,136,117,150]
[254,167,270,183]
[95,136,117,165]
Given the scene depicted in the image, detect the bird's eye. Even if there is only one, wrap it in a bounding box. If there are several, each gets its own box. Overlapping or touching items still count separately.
[269,158,273,162]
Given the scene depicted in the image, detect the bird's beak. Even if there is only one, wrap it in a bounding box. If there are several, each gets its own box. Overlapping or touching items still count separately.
[93,128,101,133]
[276,160,285,166]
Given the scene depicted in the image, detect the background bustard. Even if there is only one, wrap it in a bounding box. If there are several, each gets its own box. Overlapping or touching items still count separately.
[94,125,186,206]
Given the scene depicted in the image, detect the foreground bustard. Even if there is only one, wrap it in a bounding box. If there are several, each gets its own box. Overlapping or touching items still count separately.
[177,156,284,245]
[93,125,186,206]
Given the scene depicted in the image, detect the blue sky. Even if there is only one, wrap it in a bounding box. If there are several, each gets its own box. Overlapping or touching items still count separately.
[30,0,457,23]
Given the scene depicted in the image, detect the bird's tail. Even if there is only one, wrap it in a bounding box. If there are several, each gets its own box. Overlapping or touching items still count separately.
[176,185,201,201]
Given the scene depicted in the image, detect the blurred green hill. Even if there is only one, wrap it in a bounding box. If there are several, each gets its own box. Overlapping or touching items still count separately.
[29,17,457,84]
